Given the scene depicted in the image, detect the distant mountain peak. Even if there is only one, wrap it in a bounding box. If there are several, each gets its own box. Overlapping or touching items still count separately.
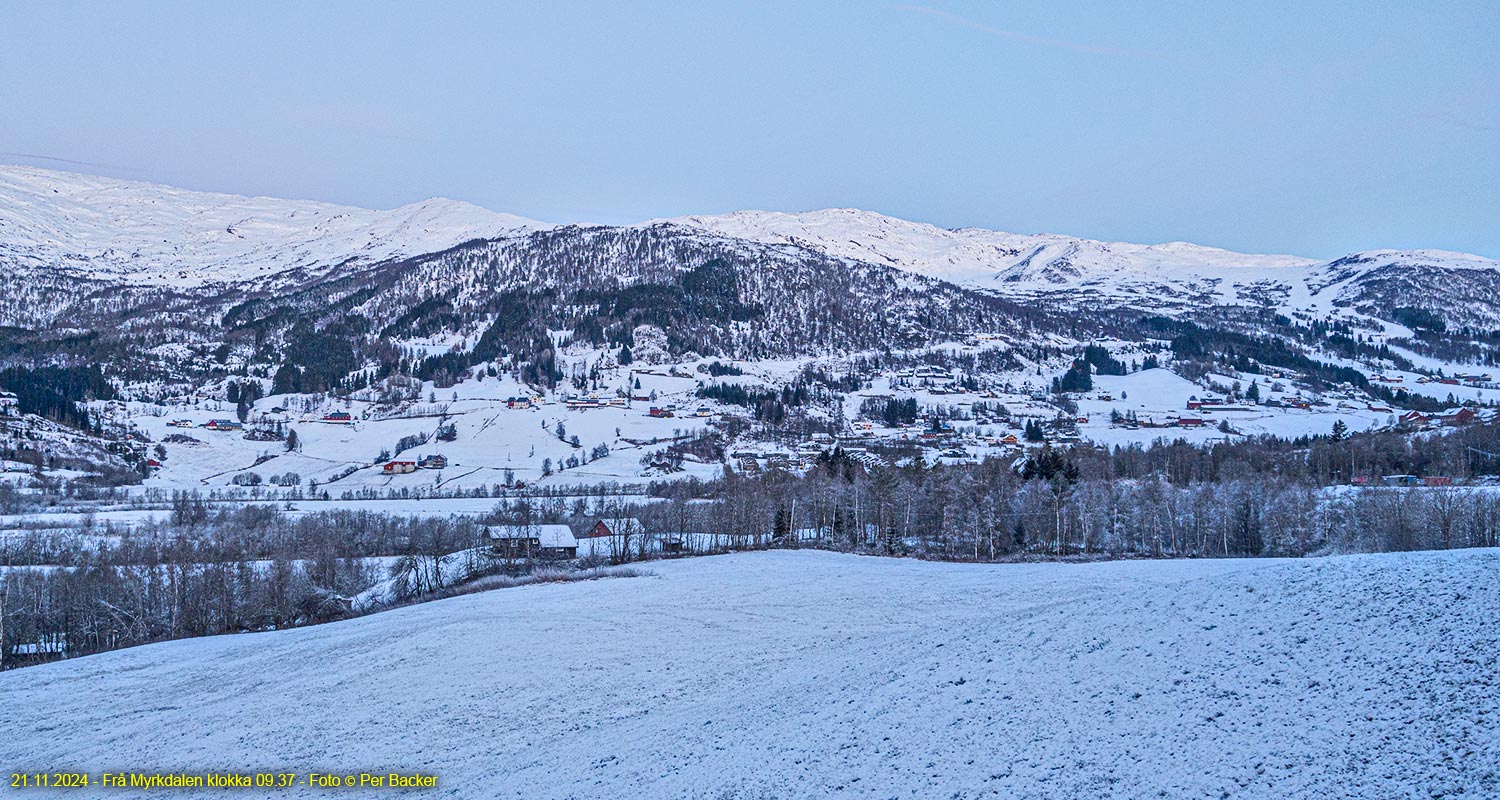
[0,164,552,288]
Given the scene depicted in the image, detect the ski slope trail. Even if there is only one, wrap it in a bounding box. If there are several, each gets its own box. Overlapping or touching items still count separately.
[4,550,1497,799]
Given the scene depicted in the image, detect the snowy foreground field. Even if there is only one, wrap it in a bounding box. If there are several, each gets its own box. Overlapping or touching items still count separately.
[5,551,1498,799]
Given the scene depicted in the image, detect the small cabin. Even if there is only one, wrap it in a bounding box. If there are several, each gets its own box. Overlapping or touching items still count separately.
[417,454,447,469]
[383,460,417,475]
[1177,418,1206,428]
[204,419,242,431]
[322,412,354,424]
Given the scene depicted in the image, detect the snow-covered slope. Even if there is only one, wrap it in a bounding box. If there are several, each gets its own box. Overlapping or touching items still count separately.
[4,550,1496,798]
[0,165,550,287]
[1302,249,1500,328]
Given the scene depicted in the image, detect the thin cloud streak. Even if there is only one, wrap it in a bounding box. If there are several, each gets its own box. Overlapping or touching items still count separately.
[899,5,1174,62]
[0,151,124,169]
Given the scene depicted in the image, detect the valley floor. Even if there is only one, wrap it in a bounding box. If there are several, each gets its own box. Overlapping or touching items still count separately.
[4,550,1498,799]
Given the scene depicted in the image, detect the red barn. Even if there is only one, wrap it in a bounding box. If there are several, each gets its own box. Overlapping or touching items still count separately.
[587,518,645,539]
[1441,408,1477,427]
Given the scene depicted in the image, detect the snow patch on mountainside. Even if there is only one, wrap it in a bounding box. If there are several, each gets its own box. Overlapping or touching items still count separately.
[0,165,551,287]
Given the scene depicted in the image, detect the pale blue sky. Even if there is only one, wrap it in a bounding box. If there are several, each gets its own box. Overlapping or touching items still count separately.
[3,1,1497,257]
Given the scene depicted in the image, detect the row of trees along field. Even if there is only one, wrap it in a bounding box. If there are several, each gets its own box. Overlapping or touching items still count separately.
[5,419,1500,667]
[635,418,1500,560]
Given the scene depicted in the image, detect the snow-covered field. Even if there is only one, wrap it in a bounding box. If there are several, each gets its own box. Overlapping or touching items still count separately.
[112,365,721,494]
[5,550,1496,799]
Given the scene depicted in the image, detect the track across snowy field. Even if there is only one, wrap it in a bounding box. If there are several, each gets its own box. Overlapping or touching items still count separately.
[4,551,1498,799]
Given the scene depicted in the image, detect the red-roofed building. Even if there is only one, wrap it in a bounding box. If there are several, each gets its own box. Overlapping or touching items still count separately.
[1441,408,1477,427]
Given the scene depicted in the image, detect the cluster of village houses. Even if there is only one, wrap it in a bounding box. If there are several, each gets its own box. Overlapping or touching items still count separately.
[179,410,357,432]
[138,360,1495,489]
[1117,393,1486,433]
[1373,372,1495,389]
[521,389,717,419]
[380,454,446,474]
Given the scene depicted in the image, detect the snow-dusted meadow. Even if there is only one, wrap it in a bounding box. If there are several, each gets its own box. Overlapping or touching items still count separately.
[4,549,1496,799]
[112,365,722,495]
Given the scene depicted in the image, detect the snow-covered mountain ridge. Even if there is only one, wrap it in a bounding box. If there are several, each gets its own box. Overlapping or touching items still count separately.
[4,165,1499,329]
[0,165,549,288]
[653,208,1500,322]
[652,207,1320,284]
